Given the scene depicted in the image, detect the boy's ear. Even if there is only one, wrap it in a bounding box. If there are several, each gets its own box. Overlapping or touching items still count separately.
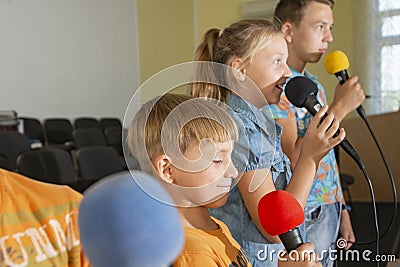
[153,154,174,184]
[281,22,293,43]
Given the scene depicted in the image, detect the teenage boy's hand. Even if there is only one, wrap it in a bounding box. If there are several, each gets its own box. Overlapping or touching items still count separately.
[330,75,365,122]
[339,210,356,250]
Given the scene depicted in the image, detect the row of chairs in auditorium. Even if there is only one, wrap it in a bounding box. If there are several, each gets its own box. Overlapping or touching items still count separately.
[0,115,140,192]
[21,116,123,150]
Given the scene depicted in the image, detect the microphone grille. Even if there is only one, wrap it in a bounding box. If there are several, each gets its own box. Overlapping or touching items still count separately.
[258,190,304,236]
[285,76,318,108]
[324,50,349,74]
[79,171,185,267]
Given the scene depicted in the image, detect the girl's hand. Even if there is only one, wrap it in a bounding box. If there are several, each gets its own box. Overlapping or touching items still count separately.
[278,242,322,267]
[300,105,345,163]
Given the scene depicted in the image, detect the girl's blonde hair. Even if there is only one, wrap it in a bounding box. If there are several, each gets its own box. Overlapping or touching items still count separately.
[190,19,282,102]
[128,93,238,173]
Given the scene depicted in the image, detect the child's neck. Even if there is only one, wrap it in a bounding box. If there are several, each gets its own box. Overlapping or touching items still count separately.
[178,206,219,231]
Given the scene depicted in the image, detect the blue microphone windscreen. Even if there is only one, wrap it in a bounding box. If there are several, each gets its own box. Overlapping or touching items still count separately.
[79,171,185,267]
[285,76,318,108]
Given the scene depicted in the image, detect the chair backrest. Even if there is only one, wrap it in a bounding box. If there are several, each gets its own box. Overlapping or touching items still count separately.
[74,117,101,129]
[104,126,123,155]
[19,117,46,144]
[73,128,108,149]
[0,131,30,170]
[76,146,124,183]
[44,118,74,145]
[99,118,122,130]
[0,154,10,170]
[17,147,77,185]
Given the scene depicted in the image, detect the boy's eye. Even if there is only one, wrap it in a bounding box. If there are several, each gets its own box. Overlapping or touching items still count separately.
[213,159,223,164]
[274,59,281,65]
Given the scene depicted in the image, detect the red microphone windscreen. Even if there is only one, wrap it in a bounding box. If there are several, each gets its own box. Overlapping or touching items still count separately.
[258,190,304,236]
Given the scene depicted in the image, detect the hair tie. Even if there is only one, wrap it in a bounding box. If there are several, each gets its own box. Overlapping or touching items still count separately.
[218,29,224,37]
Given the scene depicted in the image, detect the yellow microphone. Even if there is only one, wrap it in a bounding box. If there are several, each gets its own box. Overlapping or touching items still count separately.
[323,50,350,84]
[324,50,366,118]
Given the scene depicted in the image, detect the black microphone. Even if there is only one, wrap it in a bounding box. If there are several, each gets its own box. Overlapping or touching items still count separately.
[285,76,365,170]
[324,50,367,119]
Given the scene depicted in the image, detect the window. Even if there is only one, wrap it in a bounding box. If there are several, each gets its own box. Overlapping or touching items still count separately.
[354,0,400,114]
[379,0,400,113]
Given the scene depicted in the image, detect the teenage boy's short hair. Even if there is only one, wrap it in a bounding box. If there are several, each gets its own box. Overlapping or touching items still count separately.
[127,93,238,173]
[274,0,334,26]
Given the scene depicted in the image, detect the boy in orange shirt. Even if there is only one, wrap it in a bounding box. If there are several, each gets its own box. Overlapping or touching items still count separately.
[128,93,321,267]
[0,168,89,267]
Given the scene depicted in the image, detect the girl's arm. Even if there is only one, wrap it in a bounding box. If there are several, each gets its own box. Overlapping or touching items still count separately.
[238,168,281,243]
[238,106,345,242]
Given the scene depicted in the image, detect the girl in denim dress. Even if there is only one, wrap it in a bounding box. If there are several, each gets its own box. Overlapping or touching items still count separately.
[191,19,345,267]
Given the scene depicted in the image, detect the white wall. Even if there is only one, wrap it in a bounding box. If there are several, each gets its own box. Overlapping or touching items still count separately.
[0,0,139,121]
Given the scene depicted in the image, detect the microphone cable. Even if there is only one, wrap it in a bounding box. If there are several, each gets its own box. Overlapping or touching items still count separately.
[349,108,397,246]
[284,75,392,263]
[340,142,380,266]
[324,50,397,247]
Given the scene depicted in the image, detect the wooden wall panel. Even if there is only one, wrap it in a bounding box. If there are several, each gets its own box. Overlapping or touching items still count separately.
[340,111,400,202]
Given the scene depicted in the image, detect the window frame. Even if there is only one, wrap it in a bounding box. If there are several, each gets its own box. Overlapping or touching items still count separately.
[375,0,400,113]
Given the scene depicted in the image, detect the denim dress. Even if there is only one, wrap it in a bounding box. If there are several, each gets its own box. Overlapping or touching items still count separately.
[210,94,305,267]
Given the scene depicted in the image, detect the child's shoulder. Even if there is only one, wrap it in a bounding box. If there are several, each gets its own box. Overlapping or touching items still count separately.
[1,168,82,205]
[177,219,251,267]
[183,227,216,250]
[182,218,236,249]
[182,219,229,253]
[174,227,219,265]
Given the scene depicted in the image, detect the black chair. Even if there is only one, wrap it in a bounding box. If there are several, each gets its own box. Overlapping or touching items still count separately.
[0,154,10,170]
[76,146,125,191]
[121,129,141,170]
[104,127,141,170]
[99,117,122,130]
[73,128,107,149]
[74,117,101,129]
[17,147,81,192]
[0,131,30,171]
[19,117,46,148]
[104,126,123,155]
[44,118,74,150]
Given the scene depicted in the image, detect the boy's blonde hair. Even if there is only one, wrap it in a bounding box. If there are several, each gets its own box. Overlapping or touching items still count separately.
[190,19,282,102]
[128,93,238,173]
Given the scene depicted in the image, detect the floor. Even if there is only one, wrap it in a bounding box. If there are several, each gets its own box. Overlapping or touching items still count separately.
[336,202,400,267]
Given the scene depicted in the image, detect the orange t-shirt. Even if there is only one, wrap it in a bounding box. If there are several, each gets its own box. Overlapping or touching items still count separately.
[173,217,251,267]
[0,169,90,267]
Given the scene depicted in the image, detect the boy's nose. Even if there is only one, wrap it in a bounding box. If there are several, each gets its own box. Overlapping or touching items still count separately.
[324,29,333,43]
[225,161,238,179]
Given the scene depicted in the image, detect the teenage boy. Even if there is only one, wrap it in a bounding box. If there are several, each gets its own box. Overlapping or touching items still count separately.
[271,1,365,266]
